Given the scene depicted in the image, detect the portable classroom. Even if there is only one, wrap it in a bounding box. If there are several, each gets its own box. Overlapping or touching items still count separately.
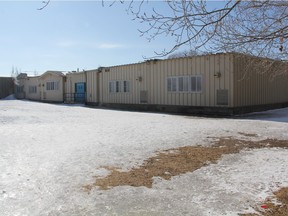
[91,53,288,115]
[24,76,41,101]
[11,52,288,115]
[38,71,65,102]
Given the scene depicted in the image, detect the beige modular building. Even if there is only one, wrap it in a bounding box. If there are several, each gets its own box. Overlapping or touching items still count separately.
[24,76,41,101]
[64,69,98,103]
[38,71,65,102]
[86,52,288,115]
[16,71,65,103]
[13,53,288,115]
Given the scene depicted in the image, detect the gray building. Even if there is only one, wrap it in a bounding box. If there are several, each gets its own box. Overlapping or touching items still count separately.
[0,77,14,99]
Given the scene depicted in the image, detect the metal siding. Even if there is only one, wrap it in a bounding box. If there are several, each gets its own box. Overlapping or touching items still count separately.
[159,60,165,105]
[195,56,200,106]
[204,56,210,106]
[233,54,288,107]
[209,55,216,106]
[229,54,234,107]
[180,59,183,105]
[99,54,234,107]
[25,77,40,101]
[82,69,97,103]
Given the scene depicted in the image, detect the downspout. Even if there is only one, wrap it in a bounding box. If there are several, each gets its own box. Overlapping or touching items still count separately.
[84,70,87,104]
[97,69,101,106]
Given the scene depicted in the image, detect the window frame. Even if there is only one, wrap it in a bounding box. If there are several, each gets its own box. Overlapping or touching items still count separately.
[109,80,131,93]
[167,75,203,93]
[46,81,59,91]
[29,86,37,94]
[123,80,130,93]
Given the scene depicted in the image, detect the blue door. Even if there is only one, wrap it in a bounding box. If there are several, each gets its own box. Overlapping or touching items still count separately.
[75,82,86,102]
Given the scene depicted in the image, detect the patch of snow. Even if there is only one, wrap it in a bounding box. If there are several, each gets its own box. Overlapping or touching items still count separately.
[0,100,287,216]
[239,107,288,123]
[1,94,16,100]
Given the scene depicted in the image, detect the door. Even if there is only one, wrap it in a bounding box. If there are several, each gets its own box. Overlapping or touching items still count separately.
[75,82,86,102]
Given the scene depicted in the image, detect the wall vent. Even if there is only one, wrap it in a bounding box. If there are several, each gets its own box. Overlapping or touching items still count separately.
[216,89,228,105]
[140,90,148,103]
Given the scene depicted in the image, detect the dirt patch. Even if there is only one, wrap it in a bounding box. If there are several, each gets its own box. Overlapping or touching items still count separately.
[84,137,288,191]
[240,187,288,216]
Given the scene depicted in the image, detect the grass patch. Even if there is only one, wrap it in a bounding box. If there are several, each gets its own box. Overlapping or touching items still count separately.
[84,137,288,191]
[241,187,288,216]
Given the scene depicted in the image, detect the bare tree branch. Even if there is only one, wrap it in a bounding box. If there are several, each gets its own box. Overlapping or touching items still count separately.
[120,0,287,60]
[38,0,50,10]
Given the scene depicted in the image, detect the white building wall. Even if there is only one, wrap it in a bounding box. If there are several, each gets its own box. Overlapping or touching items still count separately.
[24,76,40,101]
[39,72,64,102]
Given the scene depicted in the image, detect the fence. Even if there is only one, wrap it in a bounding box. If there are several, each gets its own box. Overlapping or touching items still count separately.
[64,93,86,103]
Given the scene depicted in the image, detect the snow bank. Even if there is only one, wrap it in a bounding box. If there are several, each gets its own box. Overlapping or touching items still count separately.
[0,100,287,216]
[240,107,288,123]
[1,94,16,100]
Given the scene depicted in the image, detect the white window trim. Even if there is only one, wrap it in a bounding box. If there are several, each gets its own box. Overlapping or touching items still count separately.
[123,80,130,93]
[167,75,203,93]
[46,81,60,91]
[109,80,131,93]
[191,75,202,93]
[109,81,116,93]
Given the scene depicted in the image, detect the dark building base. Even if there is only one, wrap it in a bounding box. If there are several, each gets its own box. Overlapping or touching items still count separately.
[86,102,288,117]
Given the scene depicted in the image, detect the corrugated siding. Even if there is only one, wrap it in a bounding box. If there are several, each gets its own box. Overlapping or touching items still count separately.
[233,55,288,107]
[0,78,14,99]
[86,70,98,103]
[99,53,234,107]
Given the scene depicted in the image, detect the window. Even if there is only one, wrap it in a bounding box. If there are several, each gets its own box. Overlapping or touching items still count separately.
[116,81,121,92]
[123,81,130,92]
[178,76,189,92]
[167,77,177,92]
[109,81,116,93]
[167,75,202,93]
[109,80,130,93]
[191,76,202,93]
[29,86,37,94]
[16,86,24,93]
[46,81,59,91]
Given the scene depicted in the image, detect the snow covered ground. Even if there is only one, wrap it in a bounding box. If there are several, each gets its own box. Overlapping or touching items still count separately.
[0,99,287,216]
